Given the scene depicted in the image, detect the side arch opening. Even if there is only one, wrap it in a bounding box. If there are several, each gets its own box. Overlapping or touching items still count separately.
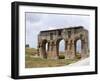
[74,39,82,59]
[42,40,49,58]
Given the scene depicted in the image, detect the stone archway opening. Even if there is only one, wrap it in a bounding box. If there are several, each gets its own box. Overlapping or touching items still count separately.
[42,40,48,58]
[57,39,65,59]
[59,39,65,54]
[76,39,82,53]
[75,39,82,59]
[46,43,48,52]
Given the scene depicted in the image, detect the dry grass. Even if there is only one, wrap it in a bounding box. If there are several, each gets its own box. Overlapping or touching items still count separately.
[25,48,37,56]
[25,56,78,68]
[25,48,79,68]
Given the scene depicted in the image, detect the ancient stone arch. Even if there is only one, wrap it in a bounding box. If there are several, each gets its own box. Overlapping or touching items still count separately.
[37,26,89,59]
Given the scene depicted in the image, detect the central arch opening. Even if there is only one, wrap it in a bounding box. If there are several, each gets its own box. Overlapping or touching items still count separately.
[76,40,81,53]
[57,39,65,59]
[59,40,65,52]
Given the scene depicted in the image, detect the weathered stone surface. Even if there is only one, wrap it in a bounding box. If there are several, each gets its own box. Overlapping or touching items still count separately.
[37,26,89,59]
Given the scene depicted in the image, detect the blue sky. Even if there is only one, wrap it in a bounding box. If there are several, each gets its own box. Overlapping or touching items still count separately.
[25,12,90,51]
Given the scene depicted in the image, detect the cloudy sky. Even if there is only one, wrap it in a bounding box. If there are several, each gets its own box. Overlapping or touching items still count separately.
[25,12,90,51]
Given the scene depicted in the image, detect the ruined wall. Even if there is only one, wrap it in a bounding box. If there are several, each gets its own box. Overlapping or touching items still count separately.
[37,26,89,59]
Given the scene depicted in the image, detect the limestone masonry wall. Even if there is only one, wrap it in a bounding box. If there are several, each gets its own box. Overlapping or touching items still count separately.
[37,26,89,59]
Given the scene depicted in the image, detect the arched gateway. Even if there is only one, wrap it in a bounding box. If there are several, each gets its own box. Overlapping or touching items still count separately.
[37,26,89,59]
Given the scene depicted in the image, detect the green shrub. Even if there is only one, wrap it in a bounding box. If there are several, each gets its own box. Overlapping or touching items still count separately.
[59,55,65,59]
[76,54,81,59]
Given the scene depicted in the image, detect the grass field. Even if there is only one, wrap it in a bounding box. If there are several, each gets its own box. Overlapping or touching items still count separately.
[25,48,80,68]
